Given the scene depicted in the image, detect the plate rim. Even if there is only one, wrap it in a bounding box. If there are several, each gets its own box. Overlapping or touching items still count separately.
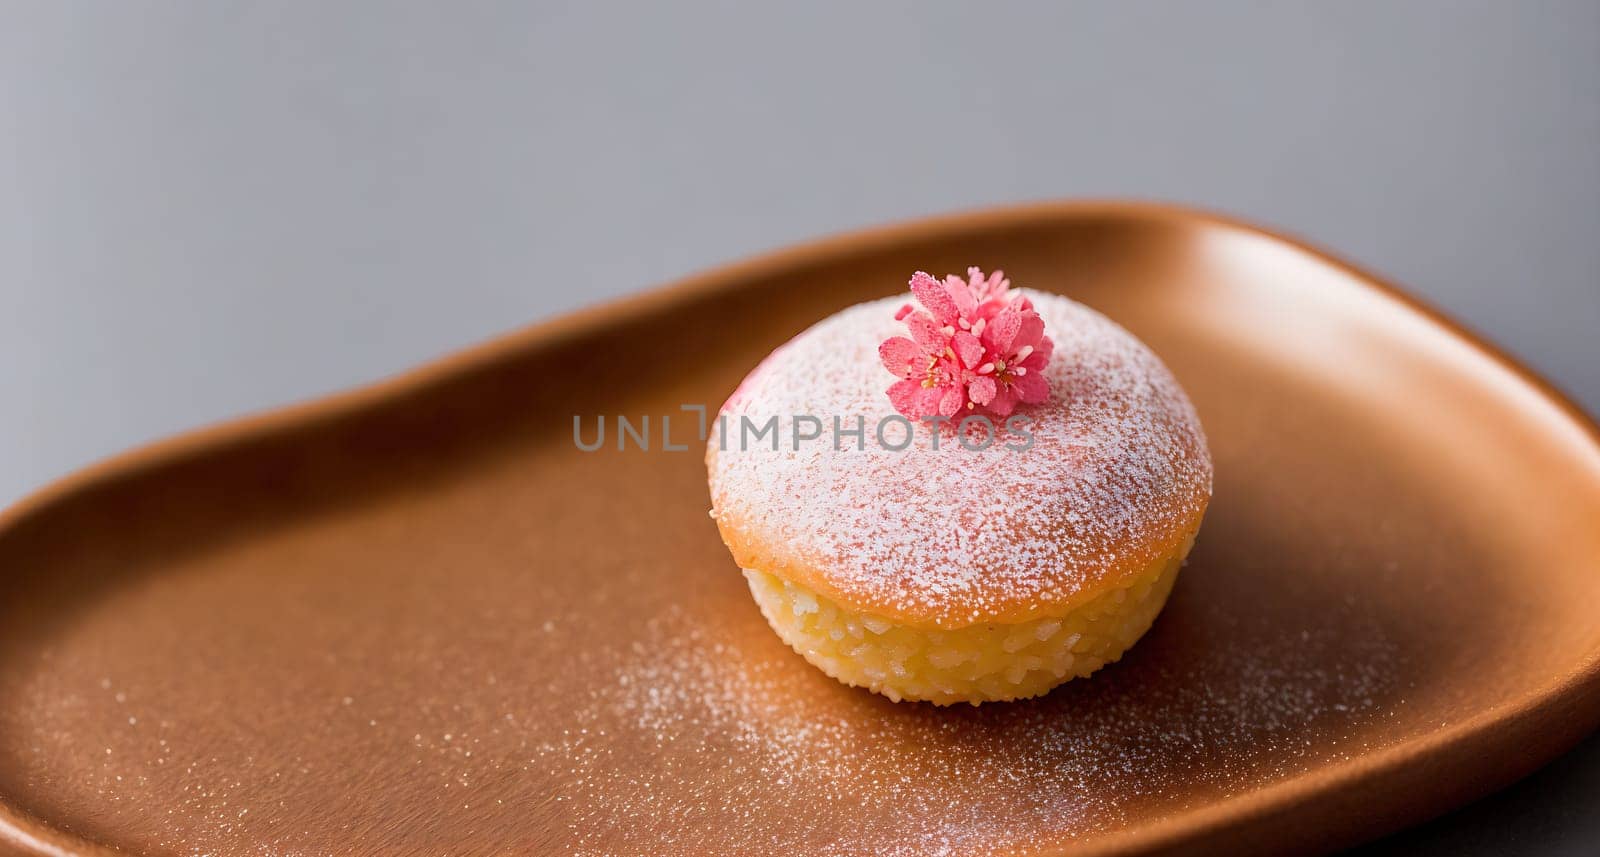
[2,199,1598,857]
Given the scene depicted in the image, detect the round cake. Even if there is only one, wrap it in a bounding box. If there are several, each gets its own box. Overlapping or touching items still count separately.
[706,269,1211,705]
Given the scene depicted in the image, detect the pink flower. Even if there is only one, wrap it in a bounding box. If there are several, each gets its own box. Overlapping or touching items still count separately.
[879,286,983,420]
[880,268,1054,420]
[894,268,1012,334]
[946,267,1013,328]
[966,297,1054,417]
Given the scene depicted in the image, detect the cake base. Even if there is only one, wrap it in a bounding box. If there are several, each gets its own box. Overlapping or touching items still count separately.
[744,538,1192,706]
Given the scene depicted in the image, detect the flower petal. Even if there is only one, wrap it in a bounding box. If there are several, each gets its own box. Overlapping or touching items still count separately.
[1015,311,1045,350]
[987,386,1017,417]
[905,312,946,352]
[910,271,959,325]
[888,379,924,417]
[941,275,975,320]
[986,304,1022,354]
[968,375,997,405]
[938,385,966,417]
[878,336,922,378]
[1014,370,1050,404]
[1023,336,1054,370]
[951,330,984,368]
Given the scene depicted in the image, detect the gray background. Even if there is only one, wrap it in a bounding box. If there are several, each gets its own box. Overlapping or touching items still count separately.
[2,1,1596,854]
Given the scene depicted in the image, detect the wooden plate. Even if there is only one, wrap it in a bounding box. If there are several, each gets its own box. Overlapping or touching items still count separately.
[2,202,1598,857]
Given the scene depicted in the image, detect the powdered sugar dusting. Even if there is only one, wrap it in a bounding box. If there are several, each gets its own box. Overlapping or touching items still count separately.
[708,292,1213,627]
[541,601,1398,857]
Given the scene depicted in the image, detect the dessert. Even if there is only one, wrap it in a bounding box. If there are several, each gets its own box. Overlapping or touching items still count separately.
[706,269,1211,705]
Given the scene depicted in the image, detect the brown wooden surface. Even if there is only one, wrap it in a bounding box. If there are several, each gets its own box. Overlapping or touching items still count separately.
[1,202,1597,856]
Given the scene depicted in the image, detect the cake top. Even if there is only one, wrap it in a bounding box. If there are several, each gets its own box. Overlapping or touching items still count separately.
[706,286,1212,629]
